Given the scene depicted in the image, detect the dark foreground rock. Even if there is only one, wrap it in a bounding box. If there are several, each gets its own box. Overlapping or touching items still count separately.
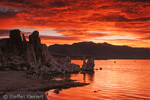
[0,29,81,75]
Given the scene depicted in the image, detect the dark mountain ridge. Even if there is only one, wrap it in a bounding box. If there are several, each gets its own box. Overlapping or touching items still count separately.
[48,42,150,59]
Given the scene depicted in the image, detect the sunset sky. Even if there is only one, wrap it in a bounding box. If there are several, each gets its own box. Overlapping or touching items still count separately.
[0,0,150,47]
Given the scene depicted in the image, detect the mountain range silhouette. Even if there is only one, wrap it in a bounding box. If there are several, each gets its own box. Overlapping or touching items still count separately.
[48,42,150,59]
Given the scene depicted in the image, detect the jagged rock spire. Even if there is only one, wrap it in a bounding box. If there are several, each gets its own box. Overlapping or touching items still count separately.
[29,31,41,45]
[6,29,23,55]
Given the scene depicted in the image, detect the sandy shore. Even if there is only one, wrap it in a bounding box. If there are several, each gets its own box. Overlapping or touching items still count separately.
[0,71,89,95]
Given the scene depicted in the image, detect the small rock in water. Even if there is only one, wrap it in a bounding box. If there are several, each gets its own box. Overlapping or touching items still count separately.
[54,89,60,94]
[114,61,116,63]
[96,69,98,70]
[94,90,100,93]
[100,67,102,70]
[94,91,97,93]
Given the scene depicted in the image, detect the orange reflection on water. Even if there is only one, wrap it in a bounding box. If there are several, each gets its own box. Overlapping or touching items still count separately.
[47,60,150,100]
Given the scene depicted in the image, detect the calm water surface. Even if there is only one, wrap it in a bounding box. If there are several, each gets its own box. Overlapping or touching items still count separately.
[46,60,150,100]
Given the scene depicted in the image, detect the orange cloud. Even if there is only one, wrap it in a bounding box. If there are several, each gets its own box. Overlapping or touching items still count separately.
[0,0,150,47]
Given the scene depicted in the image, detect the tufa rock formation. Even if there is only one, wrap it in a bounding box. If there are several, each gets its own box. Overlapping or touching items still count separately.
[6,30,23,55]
[0,29,81,75]
[82,56,95,71]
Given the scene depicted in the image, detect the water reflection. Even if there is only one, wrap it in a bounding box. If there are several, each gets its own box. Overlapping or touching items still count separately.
[82,71,95,82]
[47,60,150,100]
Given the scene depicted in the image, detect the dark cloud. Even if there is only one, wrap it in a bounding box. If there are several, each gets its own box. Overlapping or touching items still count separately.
[135,17,150,21]
[0,7,21,18]
[85,14,130,22]
[49,0,69,7]
[115,0,150,3]
[98,6,110,9]
[88,14,150,22]
[104,15,130,22]
[9,0,25,4]
[31,4,45,9]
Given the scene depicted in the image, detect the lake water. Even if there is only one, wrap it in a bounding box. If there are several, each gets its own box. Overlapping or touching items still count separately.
[46,60,150,100]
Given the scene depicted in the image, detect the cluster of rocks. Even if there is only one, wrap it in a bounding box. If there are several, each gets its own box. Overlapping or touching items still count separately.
[0,29,95,76]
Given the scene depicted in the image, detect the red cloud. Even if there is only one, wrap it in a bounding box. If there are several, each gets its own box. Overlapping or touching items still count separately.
[0,0,150,47]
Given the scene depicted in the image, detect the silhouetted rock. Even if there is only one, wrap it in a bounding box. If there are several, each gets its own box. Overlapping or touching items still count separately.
[94,90,100,93]
[56,56,81,73]
[28,31,50,65]
[54,88,60,94]
[82,56,95,71]
[29,31,42,61]
[100,67,102,70]
[29,31,40,44]
[0,48,2,58]
[40,44,51,64]
[0,39,8,51]
[0,29,81,76]
[94,91,97,93]
[0,63,3,70]
[6,29,23,55]
[24,42,37,67]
